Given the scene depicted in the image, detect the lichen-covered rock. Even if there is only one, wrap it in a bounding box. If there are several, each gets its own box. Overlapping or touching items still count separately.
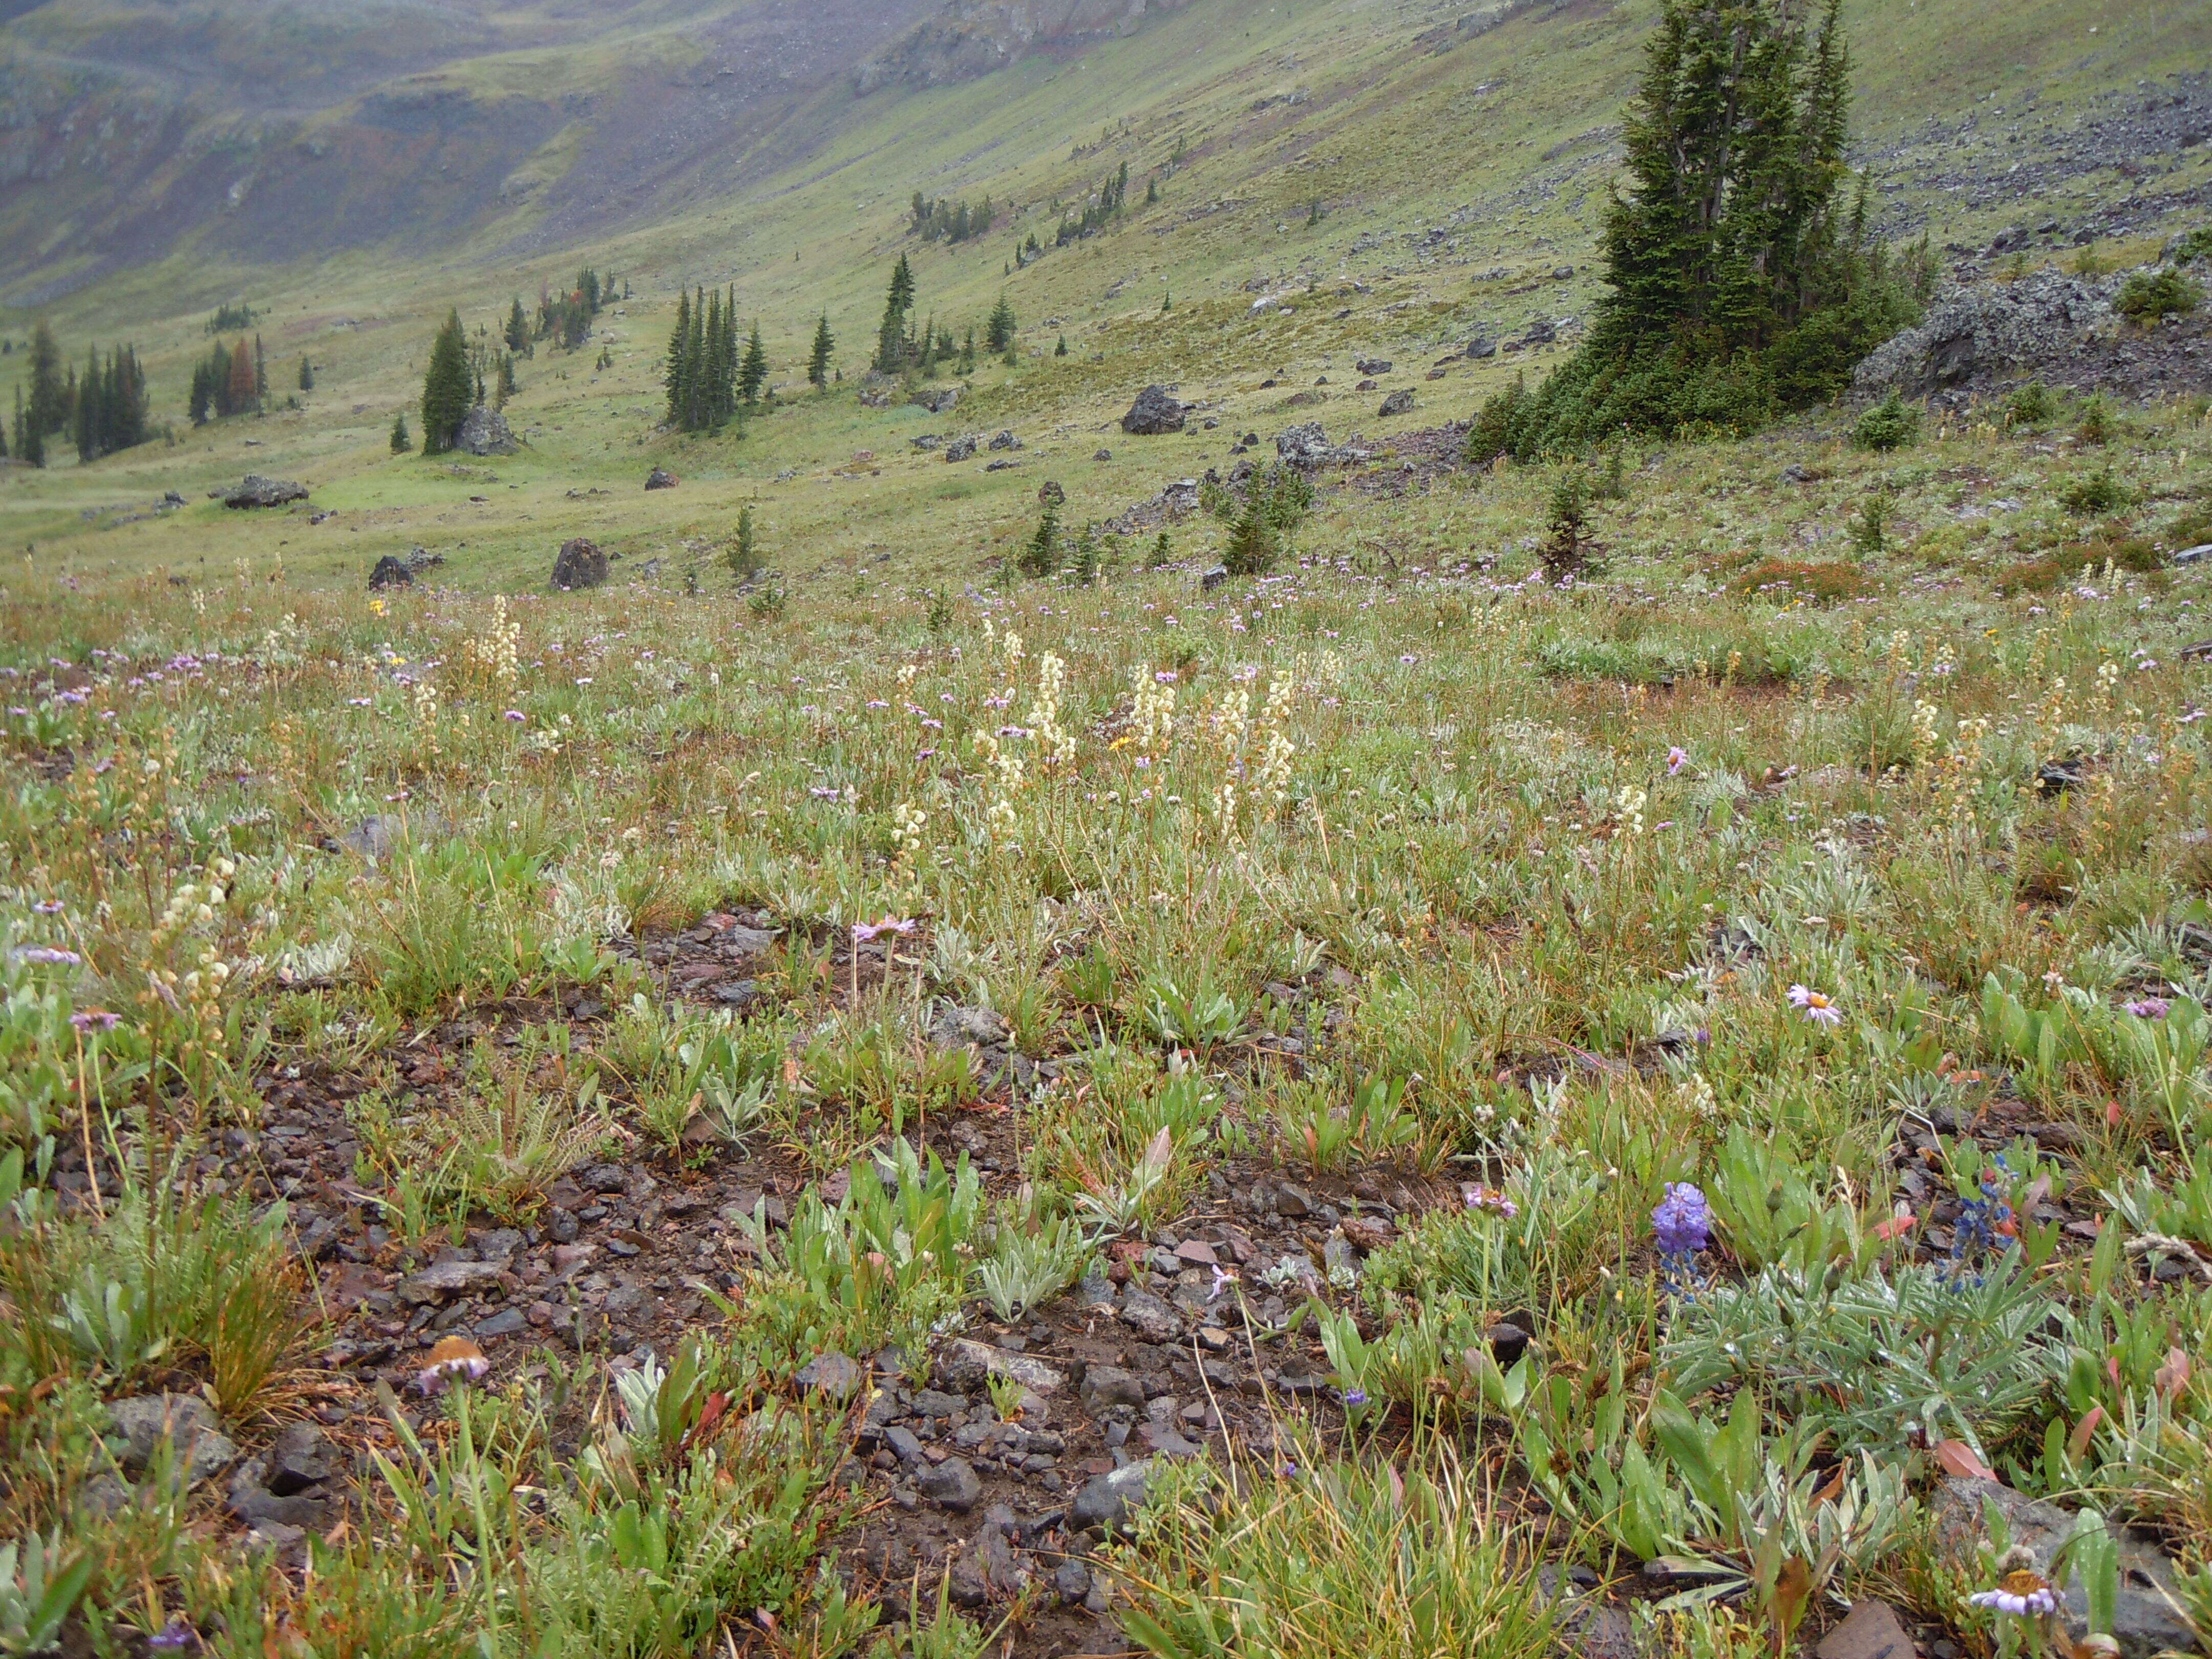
[551,537,608,590]
[455,405,517,456]
[1120,385,1186,435]
[225,474,309,508]
[1853,270,2117,397]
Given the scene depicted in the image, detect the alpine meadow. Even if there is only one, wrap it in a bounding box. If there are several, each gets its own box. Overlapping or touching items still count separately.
[9,0,2212,1655]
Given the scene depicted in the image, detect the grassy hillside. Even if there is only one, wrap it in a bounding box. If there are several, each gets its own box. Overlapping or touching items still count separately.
[4,4,2212,1656]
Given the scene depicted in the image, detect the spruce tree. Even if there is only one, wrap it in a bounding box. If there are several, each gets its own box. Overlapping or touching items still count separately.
[728,502,761,580]
[986,294,1017,355]
[226,340,256,418]
[298,355,314,392]
[664,289,692,427]
[875,256,917,373]
[25,322,63,452]
[419,308,473,454]
[0,397,7,460]
[253,334,267,408]
[504,297,529,353]
[739,322,769,406]
[808,313,834,388]
[16,383,40,467]
[391,411,410,453]
[73,345,98,462]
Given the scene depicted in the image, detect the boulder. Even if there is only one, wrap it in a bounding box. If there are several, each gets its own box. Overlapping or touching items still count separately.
[987,429,1021,451]
[454,406,517,456]
[912,387,961,415]
[225,475,308,509]
[1522,318,1558,346]
[1120,385,1186,435]
[1354,357,1394,375]
[110,1395,237,1487]
[1378,388,1415,417]
[1467,335,1498,359]
[1852,269,2118,397]
[918,1456,983,1512]
[944,436,978,462]
[1274,422,1333,467]
[397,1259,507,1305]
[368,556,413,590]
[644,467,678,491]
[1071,1458,1156,1535]
[551,538,608,590]
[1931,1476,2194,1659]
[934,1338,1068,1397]
[1036,480,1066,507]
[795,1351,862,1400]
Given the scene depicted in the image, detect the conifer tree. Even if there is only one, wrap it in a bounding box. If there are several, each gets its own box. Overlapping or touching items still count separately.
[0,397,7,460]
[664,289,692,427]
[25,322,63,454]
[253,334,267,407]
[739,322,768,406]
[73,345,98,462]
[188,359,212,426]
[16,383,40,467]
[504,297,529,353]
[875,256,917,373]
[728,502,761,581]
[808,313,834,389]
[986,294,1017,355]
[419,308,473,454]
[226,341,257,417]
[391,411,410,453]
[297,354,313,392]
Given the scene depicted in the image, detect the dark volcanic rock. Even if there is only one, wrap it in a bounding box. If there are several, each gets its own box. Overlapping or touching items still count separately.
[644,467,679,491]
[368,555,413,590]
[1378,388,1415,417]
[1071,1458,1156,1535]
[551,538,608,590]
[225,475,309,508]
[1120,385,1186,435]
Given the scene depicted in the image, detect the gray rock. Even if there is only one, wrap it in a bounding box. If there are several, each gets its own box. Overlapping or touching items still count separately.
[1141,1420,1202,1459]
[546,1206,579,1243]
[930,1004,1008,1047]
[267,1423,337,1494]
[1467,335,1498,359]
[110,1395,237,1486]
[1118,1289,1183,1342]
[583,1162,629,1194]
[2172,542,2212,565]
[1815,1600,1917,1659]
[77,1472,134,1517]
[1932,1476,2192,1659]
[883,1426,925,1465]
[796,1351,862,1400]
[1093,448,1112,461]
[1853,269,2119,397]
[944,435,977,462]
[454,406,517,457]
[1201,565,1229,591]
[918,1456,983,1512]
[397,1259,506,1305]
[1120,385,1187,435]
[227,1458,339,1531]
[1354,357,1394,375]
[644,467,678,491]
[551,537,608,590]
[1377,388,1415,417]
[368,555,413,590]
[1071,1458,1156,1534]
[934,1337,1068,1397]
[912,387,961,415]
[1054,1559,1093,1603]
[1275,1182,1314,1218]
[1273,422,1333,467]
[475,1307,529,1337]
[224,475,309,509]
[987,429,1021,451]
[911,1389,967,1420]
[1522,318,1558,346]
[1079,1365,1146,1415]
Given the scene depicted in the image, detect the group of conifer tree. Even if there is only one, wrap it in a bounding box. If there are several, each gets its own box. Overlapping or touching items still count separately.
[2,321,150,467]
[188,335,266,425]
[869,256,1018,375]
[662,288,789,433]
[1469,0,1930,459]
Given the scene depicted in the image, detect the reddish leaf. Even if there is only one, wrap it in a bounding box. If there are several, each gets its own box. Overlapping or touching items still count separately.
[1936,1439,1998,1481]
[2157,1346,2192,1401]
[2067,1406,2104,1463]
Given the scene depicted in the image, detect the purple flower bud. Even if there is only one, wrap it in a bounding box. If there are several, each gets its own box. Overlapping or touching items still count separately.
[1651,1182,1712,1257]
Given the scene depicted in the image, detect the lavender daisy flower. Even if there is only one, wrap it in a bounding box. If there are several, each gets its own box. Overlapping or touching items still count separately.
[70,1009,121,1032]
[2124,996,2171,1020]
[504,709,526,722]
[852,916,917,945]
[1787,984,1843,1026]
[14,946,81,967]
[1667,746,1689,775]
[146,1615,200,1651]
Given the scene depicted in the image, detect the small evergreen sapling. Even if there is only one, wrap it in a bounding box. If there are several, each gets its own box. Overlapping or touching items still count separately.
[728,504,762,581]
[390,411,410,453]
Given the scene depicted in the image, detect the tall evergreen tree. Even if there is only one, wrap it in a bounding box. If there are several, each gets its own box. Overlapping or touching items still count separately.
[875,256,917,373]
[419,308,473,454]
[664,289,692,427]
[0,396,7,460]
[226,340,257,418]
[15,384,39,467]
[391,411,410,454]
[25,322,64,453]
[188,359,212,426]
[73,345,98,462]
[986,294,1017,355]
[298,354,314,393]
[504,297,530,353]
[739,321,769,406]
[808,313,834,389]
[253,334,267,406]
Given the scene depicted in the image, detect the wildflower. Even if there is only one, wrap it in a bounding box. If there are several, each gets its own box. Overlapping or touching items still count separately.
[2124,996,2171,1020]
[14,946,81,966]
[1969,1565,2059,1619]
[416,1335,490,1394]
[504,709,526,722]
[809,786,841,799]
[1339,1387,1369,1409]
[866,699,889,709]
[1398,653,1417,666]
[33,899,63,914]
[1667,746,1689,774]
[852,916,917,944]
[146,1615,199,1651]
[1787,984,1843,1026]
[1463,1184,1518,1218]
[71,1009,122,1032]
[347,696,372,707]
[1651,1183,1711,1257]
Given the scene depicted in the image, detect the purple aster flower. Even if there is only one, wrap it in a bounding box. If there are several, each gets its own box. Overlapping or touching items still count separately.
[71,1009,121,1032]
[1667,746,1689,775]
[146,1615,199,1651]
[1339,1387,1369,1409]
[1788,984,1843,1026]
[1651,1183,1711,1258]
[14,946,81,966]
[2124,996,2171,1020]
[852,916,917,945]
[504,709,526,722]
[33,900,63,914]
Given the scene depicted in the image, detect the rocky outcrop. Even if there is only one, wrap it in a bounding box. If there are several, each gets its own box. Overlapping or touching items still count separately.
[455,405,517,456]
[224,474,308,508]
[644,467,678,491]
[551,538,608,590]
[1853,270,2118,397]
[368,555,413,590]
[855,0,1197,93]
[1120,384,1186,434]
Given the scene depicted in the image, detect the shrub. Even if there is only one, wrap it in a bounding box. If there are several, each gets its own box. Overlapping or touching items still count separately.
[2004,380,2057,428]
[2077,392,2115,444]
[2172,225,2212,264]
[1851,392,1920,452]
[2115,267,2203,322]
[1729,558,1871,602]
[2058,465,2129,516]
